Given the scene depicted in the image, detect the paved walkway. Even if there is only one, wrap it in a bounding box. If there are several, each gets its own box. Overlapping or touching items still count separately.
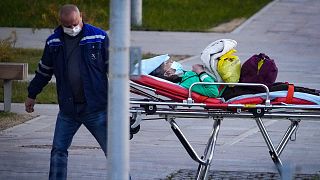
[1,0,320,179]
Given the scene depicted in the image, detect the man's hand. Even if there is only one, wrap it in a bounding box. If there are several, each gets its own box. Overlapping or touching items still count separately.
[192,64,205,74]
[25,97,35,113]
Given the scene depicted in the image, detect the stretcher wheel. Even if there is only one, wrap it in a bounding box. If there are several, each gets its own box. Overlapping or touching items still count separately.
[131,125,140,134]
[142,104,157,115]
[130,117,140,134]
[251,108,265,118]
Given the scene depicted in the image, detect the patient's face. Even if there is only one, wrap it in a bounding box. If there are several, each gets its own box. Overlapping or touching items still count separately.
[163,60,181,82]
[163,60,175,76]
[149,59,181,83]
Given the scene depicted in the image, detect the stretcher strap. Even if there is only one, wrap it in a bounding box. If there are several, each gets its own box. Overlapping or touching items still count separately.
[286,84,294,104]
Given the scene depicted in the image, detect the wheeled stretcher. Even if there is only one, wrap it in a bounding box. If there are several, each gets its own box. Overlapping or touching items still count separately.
[129,75,320,180]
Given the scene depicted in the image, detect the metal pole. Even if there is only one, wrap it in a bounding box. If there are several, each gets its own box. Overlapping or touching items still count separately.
[131,0,142,26]
[108,0,130,179]
[3,79,12,112]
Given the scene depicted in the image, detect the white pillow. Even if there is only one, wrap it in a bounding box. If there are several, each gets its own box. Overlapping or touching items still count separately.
[132,54,170,75]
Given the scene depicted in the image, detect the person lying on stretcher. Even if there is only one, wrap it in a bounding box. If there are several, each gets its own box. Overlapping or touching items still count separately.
[149,58,320,100]
[149,59,223,97]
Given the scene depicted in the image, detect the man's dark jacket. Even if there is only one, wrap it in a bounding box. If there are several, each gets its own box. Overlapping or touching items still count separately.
[28,23,109,115]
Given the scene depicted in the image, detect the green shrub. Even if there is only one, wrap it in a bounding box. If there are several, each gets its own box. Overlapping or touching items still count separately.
[0,40,14,61]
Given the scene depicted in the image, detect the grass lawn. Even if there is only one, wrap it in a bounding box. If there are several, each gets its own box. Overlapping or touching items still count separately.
[0,48,42,74]
[0,81,57,104]
[0,0,271,31]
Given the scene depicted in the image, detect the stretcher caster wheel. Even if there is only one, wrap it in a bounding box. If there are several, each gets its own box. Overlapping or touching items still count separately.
[142,104,157,115]
[130,117,140,134]
[251,108,265,118]
[131,125,140,134]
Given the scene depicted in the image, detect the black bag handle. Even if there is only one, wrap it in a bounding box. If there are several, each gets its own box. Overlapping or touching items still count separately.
[258,53,270,60]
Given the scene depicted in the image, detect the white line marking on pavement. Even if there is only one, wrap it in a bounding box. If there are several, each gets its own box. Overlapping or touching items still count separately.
[222,120,278,147]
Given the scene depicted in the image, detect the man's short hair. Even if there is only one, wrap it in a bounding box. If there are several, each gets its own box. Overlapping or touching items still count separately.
[59,4,80,17]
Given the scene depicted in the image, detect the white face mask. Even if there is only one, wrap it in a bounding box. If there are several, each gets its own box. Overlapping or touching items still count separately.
[63,24,82,37]
[170,61,184,76]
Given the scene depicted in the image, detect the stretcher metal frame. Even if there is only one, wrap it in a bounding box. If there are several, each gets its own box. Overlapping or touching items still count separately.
[129,79,320,180]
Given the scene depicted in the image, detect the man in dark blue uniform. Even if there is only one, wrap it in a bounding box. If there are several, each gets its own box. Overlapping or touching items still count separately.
[25,4,109,180]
